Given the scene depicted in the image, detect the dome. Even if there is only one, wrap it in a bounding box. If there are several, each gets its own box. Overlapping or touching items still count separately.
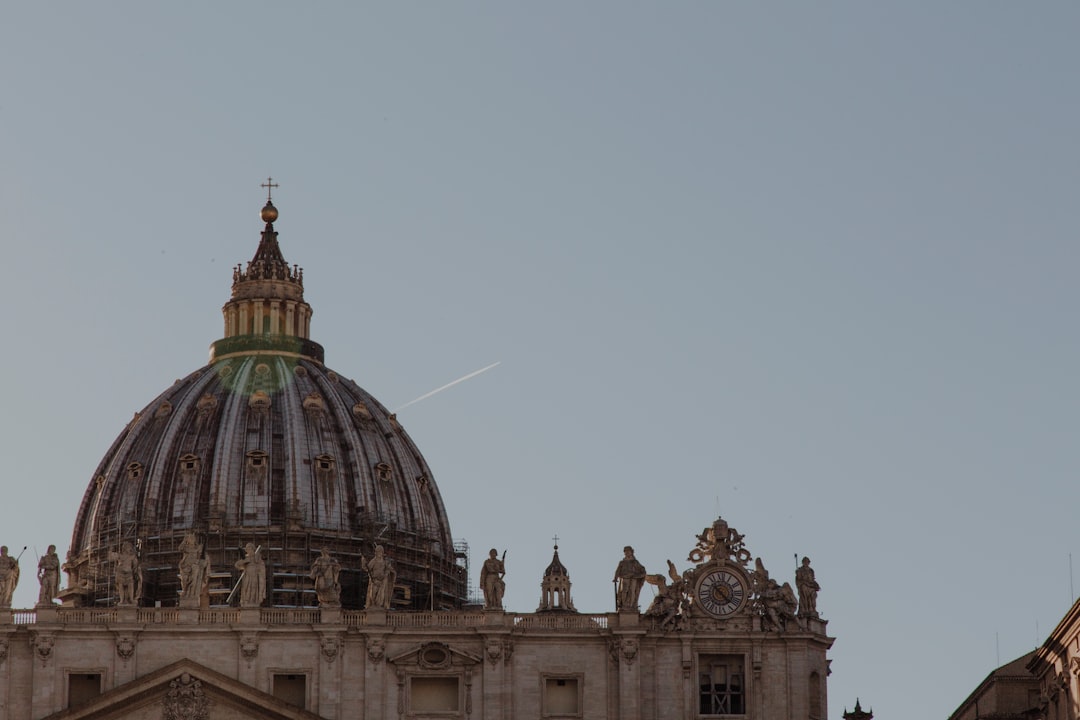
[544,546,569,577]
[65,194,466,610]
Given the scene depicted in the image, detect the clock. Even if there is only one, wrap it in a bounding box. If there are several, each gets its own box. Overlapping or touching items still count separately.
[694,567,748,618]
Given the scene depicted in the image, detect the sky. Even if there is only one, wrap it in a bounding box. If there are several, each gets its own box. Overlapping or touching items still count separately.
[2,4,1078,718]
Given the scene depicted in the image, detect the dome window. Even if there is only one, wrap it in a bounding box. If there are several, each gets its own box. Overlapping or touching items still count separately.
[127,462,143,482]
[154,401,173,419]
[247,451,269,493]
[179,454,200,485]
[247,450,268,469]
[375,462,393,482]
[315,454,337,489]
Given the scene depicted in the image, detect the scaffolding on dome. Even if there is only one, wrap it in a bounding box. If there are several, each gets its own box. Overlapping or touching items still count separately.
[71,507,468,611]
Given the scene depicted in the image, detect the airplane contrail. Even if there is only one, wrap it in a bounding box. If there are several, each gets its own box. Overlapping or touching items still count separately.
[395,361,501,412]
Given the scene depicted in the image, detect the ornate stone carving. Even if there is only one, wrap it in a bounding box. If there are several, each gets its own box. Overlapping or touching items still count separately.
[480,549,506,610]
[320,635,340,663]
[644,559,690,632]
[609,637,638,666]
[485,638,506,667]
[417,642,452,670]
[482,637,514,666]
[248,390,271,414]
[689,516,751,566]
[303,392,325,415]
[613,546,646,611]
[366,637,386,664]
[395,668,406,715]
[31,632,54,664]
[240,635,258,661]
[464,666,474,715]
[195,393,218,418]
[116,635,136,660]
[162,673,209,720]
[751,559,800,632]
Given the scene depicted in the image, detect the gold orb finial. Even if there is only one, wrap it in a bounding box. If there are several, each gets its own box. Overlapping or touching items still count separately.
[259,177,280,223]
[261,200,278,224]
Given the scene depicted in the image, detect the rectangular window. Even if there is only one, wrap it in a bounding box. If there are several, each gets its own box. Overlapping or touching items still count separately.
[410,676,460,713]
[698,654,745,716]
[543,675,582,717]
[68,673,102,708]
[272,674,306,708]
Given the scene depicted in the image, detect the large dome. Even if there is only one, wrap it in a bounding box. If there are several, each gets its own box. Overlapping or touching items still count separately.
[65,195,466,610]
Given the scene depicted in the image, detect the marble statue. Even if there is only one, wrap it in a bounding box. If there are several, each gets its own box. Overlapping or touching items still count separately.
[309,548,341,607]
[480,548,506,610]
[177,533,208,608]
[796,556,820,618]
[112,542,141,606]
[752,558,799,631]
[613,545,646,611]
[0,546,19,608]
[361,545,396,609]
[235,544,266,608]
[36,545,60,606]
[644,559,689,632]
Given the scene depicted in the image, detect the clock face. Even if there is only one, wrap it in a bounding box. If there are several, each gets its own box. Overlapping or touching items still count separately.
[695,568,747,618]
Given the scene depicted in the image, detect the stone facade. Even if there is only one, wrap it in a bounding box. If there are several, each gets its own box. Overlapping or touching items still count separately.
[0,604,830,720]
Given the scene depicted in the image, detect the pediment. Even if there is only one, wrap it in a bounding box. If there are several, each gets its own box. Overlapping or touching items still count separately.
[42,659,326,720]
[387,641,481,669]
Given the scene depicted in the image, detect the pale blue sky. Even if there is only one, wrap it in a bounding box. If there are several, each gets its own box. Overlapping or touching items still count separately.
[3,4,1079,717]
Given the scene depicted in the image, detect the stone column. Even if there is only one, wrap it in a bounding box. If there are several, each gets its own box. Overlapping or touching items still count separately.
[317,632,343,720]
[481,629,512,720]
[612,630,644,720]
[237,631,259,689]
[253,300,265,335]
[29,631,57,717]
[269,300,281,335]
[285,301,296,337]
[362,634,388,720]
